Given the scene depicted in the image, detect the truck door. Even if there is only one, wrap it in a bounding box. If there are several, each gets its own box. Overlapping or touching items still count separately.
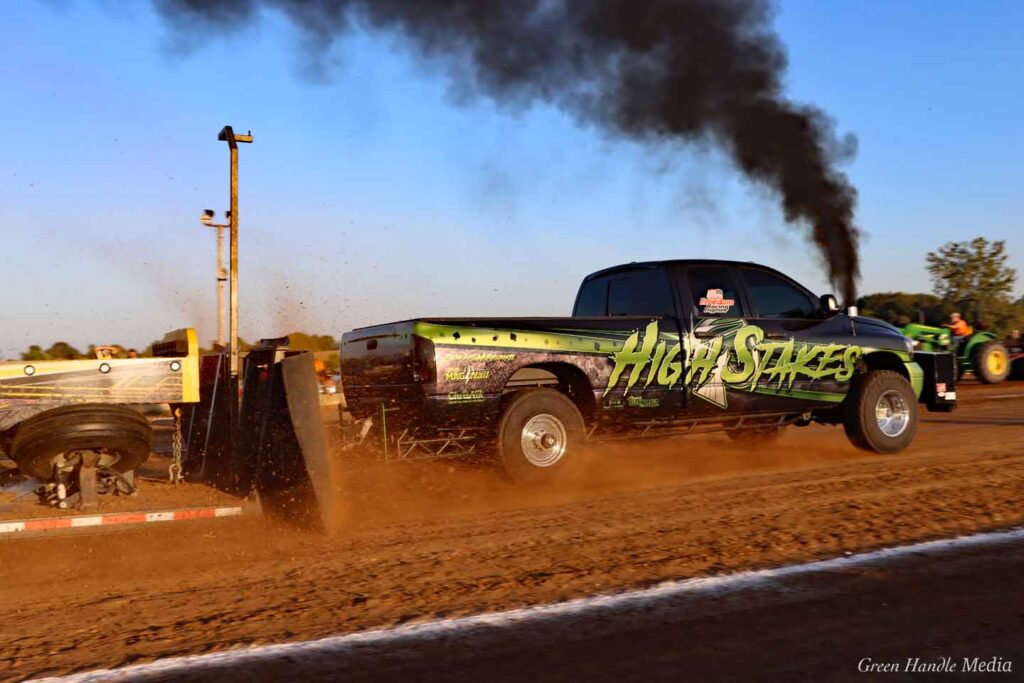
[737,266,857,408]
[671,264,753,414]
[597,265,686,417]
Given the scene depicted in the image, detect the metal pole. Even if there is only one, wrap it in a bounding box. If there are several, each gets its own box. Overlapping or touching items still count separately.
[200,211,229,348]
[229,140,239,377]
[216,225,226,348]
[217,126,252,378]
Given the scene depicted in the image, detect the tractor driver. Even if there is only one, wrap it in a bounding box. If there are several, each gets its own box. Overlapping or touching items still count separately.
[1006,329,1022,353]
[945,311,973,338]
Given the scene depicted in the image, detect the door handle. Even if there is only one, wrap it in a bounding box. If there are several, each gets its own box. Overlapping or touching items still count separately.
[763,329,787,340]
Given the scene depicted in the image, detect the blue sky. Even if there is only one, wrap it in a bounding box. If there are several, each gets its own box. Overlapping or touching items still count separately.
[1,1,1022,356]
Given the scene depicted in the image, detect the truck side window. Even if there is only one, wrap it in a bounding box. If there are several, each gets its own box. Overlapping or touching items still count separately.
[574,276,609,316]
[742,268,816,318]
[607,268,674,317]
[685,266,742,317]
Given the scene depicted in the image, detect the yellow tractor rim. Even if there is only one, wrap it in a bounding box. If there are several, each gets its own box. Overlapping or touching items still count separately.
[988,349,1008,374]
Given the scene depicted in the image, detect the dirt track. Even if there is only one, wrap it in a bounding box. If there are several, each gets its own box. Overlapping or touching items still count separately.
[70,534,1024,682]
[3,384,1024,680]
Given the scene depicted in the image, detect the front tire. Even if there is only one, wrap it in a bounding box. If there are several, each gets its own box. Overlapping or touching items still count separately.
[843,370,918,454]
[497,389,586,485]
[973,341,1010,384]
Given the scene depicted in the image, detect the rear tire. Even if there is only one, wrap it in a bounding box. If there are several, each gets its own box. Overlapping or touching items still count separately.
[973,341,1010,384]
[843,371,918,454]
[497,389,586,486]
[10,405,153,481]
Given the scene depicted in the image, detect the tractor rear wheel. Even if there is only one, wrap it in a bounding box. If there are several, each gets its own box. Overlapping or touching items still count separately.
[973,341,1011,384]
[10,405,153,481]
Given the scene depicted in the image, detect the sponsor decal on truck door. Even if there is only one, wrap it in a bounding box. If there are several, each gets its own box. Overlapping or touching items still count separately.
[604,319,862,409]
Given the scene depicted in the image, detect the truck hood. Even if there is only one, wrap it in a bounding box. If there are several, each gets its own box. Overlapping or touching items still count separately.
[852,315,904,336]
[852,315,915,355]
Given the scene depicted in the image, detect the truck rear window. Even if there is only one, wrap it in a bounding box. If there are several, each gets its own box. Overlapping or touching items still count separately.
[574,277,608,316]
[607,268,674,317]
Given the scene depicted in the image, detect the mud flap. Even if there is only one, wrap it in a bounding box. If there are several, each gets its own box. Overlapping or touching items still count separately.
[241,342,342,534]
[914,351,958,412]
[176,353,242,493]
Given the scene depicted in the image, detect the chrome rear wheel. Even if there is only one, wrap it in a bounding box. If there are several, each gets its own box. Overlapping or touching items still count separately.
[498,389,585,485]
[520,414,567,467]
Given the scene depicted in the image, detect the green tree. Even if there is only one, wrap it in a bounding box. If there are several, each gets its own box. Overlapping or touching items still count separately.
[44,341,83,360]
[285,333,337,352]
[925,237,1016,303]
[925,237,1018,334]
[20,345,49,361]
[857,292,948,327]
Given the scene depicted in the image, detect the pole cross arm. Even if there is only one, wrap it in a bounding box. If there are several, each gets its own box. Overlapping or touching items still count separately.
[218,126,254,148]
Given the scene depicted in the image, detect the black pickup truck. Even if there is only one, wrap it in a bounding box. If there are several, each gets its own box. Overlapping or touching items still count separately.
[340,260,956,483]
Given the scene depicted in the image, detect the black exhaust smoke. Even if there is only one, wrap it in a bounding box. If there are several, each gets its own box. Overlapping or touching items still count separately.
[157,0,860,302]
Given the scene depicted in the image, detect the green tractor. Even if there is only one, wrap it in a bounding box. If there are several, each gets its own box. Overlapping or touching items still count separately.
[899,300,1012,384]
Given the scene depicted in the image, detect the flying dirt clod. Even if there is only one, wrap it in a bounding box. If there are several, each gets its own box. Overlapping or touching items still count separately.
[155,0,861,302]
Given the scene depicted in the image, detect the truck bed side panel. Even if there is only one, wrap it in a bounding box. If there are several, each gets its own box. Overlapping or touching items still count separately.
[341,315,893,430]
[342,317,686,426]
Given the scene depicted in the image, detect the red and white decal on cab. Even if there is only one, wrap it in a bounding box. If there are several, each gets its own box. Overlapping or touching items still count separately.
[699,288,734,314]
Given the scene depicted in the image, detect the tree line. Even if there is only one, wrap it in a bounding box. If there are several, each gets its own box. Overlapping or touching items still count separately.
[16,332,342,362]
[859,237,1022,334]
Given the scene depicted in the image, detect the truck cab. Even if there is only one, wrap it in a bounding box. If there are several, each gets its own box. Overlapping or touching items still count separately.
[572,260,860,415]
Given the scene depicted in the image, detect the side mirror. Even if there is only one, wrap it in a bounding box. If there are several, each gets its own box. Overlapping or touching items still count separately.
[819,294,840,316]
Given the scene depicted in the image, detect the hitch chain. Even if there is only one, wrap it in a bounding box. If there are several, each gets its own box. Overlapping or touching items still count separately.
[169,408,184,484]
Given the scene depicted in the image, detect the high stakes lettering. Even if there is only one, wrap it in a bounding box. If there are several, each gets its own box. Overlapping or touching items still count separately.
[605,321,861,396]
